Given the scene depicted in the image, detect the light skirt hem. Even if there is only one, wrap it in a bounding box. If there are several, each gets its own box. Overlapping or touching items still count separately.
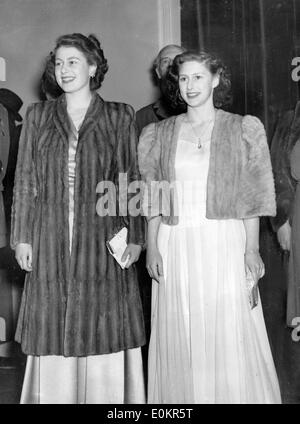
[20,348,145,404]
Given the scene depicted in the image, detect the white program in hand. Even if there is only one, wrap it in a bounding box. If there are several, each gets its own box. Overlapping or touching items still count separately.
[245,269,259,310]
[106,227,129,269]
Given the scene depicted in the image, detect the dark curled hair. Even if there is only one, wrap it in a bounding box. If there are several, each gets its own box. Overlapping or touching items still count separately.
[45,33,108,91]
[166,50,232,108]
[40,54,63,99]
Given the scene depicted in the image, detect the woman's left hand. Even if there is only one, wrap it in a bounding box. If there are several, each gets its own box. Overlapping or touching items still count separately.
[244,250,265,282]
[121,243,142,268]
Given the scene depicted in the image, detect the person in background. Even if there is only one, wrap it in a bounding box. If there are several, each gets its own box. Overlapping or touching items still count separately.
[0,89,25,368]
[135,44,185,386]
[0,98,10,365]
[0,99,10,248]
[136,44,186,135]
[138,50,281,403]
[270,100,300,328]
[11,33,145,404]
[0,89,23,232]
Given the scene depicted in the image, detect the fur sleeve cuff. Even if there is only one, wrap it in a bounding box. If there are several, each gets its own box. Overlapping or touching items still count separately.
[239,115,276,217]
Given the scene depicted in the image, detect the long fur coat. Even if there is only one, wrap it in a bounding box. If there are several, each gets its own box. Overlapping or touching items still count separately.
[11,93,145,356]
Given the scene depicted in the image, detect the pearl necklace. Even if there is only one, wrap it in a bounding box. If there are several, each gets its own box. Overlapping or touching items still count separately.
[185,117,214,149]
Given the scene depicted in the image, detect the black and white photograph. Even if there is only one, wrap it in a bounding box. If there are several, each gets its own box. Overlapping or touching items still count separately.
[0,0,299,410]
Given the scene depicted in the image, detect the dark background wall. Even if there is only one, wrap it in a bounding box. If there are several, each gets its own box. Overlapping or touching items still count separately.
[181,0,300,139]
[0,0,162,113]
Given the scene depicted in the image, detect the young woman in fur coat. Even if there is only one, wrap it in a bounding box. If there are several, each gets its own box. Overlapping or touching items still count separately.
[11,33,145,404]
[138,51,281,404]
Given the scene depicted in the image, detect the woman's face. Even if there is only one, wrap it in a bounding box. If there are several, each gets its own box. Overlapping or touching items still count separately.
[178,60,219,108]
[54,46,96,94]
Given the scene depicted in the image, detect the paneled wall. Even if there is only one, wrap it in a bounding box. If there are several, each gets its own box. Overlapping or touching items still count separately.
[0,0,168,113]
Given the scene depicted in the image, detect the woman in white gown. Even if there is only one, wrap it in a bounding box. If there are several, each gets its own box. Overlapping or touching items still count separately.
[138,51,281,404]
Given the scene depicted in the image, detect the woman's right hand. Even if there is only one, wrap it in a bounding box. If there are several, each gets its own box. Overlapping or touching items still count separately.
[277,221,291,251]
[146,245,164,283]
[15,243,33,272]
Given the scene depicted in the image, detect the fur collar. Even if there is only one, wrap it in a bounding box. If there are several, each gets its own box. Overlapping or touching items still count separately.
[53,92,104,142]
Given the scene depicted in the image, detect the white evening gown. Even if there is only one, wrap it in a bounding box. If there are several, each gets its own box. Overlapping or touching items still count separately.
[20,108,145,404]
[147,124,281,404]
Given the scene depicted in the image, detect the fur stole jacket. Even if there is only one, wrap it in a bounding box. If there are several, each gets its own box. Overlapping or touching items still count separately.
[138,109,276,223]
